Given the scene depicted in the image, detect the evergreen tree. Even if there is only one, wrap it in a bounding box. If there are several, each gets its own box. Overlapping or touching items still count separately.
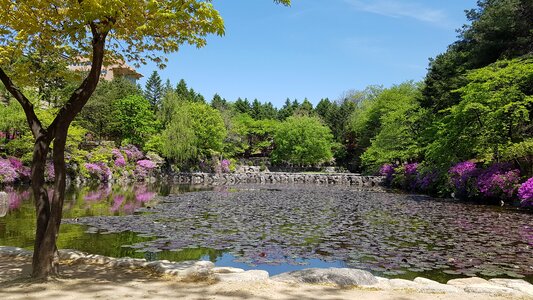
[176,79,189,99]
[234,97,252,114]
[211,93,228,110]
[144,71,163,109]
[162,79,173,95]
[278,98,294,120]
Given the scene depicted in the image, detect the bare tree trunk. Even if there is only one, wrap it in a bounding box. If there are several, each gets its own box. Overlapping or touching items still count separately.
[31,136,54,279]
[0,23,108,279]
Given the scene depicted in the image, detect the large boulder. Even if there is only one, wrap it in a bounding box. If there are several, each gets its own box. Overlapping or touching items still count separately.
[0,191,7,217]
[271,268,378,287]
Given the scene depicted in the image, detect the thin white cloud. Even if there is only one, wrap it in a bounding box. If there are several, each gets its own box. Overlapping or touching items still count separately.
[343,0,450,27]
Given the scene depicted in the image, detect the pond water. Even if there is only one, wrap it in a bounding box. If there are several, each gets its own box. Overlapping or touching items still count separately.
[1,183,531,283]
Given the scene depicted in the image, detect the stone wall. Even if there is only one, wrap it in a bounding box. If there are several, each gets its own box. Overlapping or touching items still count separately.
[169,172,383,187]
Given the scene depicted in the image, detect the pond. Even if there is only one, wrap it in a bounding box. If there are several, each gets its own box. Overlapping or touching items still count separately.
[1,183,532,283]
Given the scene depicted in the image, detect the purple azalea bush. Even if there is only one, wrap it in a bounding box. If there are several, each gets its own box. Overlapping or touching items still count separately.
[134,159,156,180]
[0,158,19,183]
[112,149,126,168]
[380,164,395,185]
[476,163,521,200]
[120,144,144,161]
[221,159,231,173]
[84,162,112,182]
[518,178,533,207]
[448,161,479,198]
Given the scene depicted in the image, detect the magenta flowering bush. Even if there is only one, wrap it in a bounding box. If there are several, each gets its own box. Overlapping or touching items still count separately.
[120,144,144,161]
[221,159,231,173]
[84,162,112,182]
[476,163,521,200]
[448,161,480,198]
[134,159,156,180]
[518,178,533,207]
[112,149,126,168]
[0,158,19,183]
[379,164,395,185]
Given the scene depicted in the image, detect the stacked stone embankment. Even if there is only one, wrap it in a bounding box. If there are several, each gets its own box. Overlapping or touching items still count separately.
[170,172,383,187]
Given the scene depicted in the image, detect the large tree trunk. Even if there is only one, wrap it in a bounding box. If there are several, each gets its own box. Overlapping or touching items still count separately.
[31,136,55,278]
[0,23,108,279]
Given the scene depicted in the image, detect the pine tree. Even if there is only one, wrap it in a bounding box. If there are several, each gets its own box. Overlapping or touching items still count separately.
[176,79,189,99]
[211,93,228,110]
[144,71,163,109]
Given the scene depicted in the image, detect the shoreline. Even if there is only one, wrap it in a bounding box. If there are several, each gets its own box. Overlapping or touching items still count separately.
[1,246,532,299]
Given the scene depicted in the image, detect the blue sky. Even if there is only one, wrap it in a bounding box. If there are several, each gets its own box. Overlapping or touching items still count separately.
[137,0,478,107]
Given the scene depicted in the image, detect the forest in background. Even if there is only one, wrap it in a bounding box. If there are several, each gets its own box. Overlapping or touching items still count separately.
[1,0,532,205]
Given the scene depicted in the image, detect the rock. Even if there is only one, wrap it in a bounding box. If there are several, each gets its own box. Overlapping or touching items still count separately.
[413,277,441,285]
[463,283,523,296]
[389,279,422,289]
[447,277,489,286]
[213,267,245,274]
[489,278,533,296]
[217,270,269,282]
[179,261,214,281]
[58,249,87,260]
[0,246,32,257]
[367,276,392,290]
[271,268,378,287]
[0,191,8,217]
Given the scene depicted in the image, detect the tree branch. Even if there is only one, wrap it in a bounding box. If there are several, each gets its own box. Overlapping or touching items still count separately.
[0,67,44,138]
[47,22,109,137]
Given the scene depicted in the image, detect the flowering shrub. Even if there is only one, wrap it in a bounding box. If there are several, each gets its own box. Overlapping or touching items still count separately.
[84,162,112,182]
[416,169,440,193]
[448,161,479,198]
[112,149,126,168]
[476,163,520,200]
[380,164,395,186]
[121,144,144,161]
[518,178,533,207]
[221,159,231,173]
[45,161,55,182]
[134,159,156,179]
[0,158,19,183]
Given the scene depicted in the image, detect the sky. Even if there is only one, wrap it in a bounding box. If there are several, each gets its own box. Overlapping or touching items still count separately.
[136,0,478,108]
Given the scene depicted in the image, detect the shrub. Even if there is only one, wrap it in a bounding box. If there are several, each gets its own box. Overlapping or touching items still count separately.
[476,163,521,200]
[379,164,395,186]
[448,161,479,199]
[518,178,533,207]
[0,158,18,183]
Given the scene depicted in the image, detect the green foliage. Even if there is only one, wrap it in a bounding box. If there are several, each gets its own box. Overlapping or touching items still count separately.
[161,101,226,164]
[78,77,142,140]
[144,71,163,109]
[421,0,533,112]
[355,82,423,171]
[426,58,533,169]
[225,113,278,158]
[272,116,334,166]
[113,95,159,147]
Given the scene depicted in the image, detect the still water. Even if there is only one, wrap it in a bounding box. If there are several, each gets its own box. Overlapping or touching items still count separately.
[1,183,531,283]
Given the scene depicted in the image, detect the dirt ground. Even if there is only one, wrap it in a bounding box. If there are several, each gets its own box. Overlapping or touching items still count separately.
[0,255,529,300]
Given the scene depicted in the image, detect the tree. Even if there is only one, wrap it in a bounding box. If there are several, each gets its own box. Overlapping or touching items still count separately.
[78,77,141,140]
[113,95,158,147]
[144,71,163,110]
[211,93,228,111]
[161,102,226,164]
[421,0,533,112]
[0,0,289,279]
[272,116,334,166]
[425,58,533,173]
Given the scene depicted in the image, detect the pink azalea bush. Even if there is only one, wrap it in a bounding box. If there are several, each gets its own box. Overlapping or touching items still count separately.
[518,178,533,207]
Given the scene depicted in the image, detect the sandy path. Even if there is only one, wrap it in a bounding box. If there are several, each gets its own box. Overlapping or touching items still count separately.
[0,256,529,300]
